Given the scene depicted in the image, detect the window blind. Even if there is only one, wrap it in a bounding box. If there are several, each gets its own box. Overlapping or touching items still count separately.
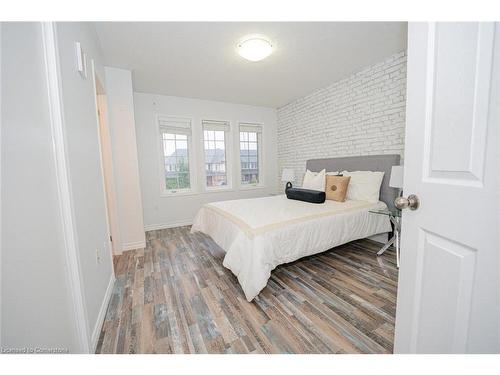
[239,123,262,133]
[203,120,230,132]
[158,116,192,135]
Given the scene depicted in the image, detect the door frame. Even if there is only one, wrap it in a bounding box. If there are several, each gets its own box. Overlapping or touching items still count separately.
[41,22,91,353]
[92,63,121,258]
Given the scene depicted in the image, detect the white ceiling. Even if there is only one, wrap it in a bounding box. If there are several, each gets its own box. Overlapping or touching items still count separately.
[94,22,407,108]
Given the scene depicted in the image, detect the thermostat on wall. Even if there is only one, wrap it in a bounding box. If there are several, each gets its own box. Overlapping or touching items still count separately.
[75,41,87,78]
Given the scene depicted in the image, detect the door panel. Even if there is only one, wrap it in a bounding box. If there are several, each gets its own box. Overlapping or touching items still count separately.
[425,23,494,185]
[414,230,477,353]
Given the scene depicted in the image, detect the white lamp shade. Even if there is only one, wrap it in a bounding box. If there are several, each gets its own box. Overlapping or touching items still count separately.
[281,168,295,182]
[389,165,404,188]
[237,37,273,62]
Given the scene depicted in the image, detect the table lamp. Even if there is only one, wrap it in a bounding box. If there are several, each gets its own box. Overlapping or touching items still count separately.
[389,165,404,195]
[281,168,295,191]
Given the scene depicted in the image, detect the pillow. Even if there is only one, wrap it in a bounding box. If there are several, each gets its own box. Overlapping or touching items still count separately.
[341,170,385,203]
[302,169,326,191]
[286,187,326,204]
[325,175,351,202]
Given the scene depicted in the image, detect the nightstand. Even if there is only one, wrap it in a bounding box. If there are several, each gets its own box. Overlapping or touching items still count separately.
[369,209,401,267]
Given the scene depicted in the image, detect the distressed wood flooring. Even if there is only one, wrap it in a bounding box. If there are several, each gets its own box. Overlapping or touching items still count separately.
[96,226,398,354]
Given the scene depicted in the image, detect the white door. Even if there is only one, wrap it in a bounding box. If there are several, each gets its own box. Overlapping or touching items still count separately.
[394,22,500,353]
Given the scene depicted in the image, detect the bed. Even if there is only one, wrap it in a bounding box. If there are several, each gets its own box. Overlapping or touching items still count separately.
[191,154,401,301]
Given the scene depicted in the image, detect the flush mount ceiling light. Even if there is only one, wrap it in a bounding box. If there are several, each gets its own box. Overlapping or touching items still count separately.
[237,36,273,62]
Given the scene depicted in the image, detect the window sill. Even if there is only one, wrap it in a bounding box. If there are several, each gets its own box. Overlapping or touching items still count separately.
[238,185,266,191]
[203,187,235,194]
[160,190,198,198]
[160,185,268,198]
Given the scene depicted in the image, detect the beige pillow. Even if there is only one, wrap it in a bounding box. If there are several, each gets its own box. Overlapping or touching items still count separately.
[325,175,351,202]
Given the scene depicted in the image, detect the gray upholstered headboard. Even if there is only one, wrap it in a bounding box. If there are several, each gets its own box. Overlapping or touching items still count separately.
[306,154,401,211]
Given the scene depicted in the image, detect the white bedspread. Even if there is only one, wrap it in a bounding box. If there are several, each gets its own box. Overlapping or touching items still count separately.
[191,195,391,301]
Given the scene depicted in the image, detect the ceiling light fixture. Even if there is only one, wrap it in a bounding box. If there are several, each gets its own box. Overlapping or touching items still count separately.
[237,36,273,62]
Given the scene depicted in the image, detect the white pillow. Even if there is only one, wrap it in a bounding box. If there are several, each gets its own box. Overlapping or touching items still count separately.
[302,169,326,191]
[341,170,385,203]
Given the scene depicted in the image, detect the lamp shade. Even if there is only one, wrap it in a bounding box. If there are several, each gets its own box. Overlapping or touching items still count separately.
[281,168,295,182]
[389,165,404,189]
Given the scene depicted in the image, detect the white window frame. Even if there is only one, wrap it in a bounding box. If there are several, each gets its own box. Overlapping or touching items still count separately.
[238,122,264,189]
[201,120,232,191]
[157,115,196,196]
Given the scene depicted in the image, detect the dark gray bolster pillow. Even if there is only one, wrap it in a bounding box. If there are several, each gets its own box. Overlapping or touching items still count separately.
[286,187,326,204]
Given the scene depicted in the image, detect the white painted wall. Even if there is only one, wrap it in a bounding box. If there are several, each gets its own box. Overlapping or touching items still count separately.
[1,22,79,351]
[55,22,115,350]
[277,51,407,186]
[2,22,119,352]
[104,67,146,251]
[133,93,279,230]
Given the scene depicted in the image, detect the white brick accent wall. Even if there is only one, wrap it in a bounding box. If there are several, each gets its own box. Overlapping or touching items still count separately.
[277,51,407,187]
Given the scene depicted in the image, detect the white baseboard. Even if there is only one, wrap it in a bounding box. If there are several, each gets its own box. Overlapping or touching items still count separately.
[144,219,193,232]
[121,240,146,252]
[112,247,122,256]
[91,273,115,353]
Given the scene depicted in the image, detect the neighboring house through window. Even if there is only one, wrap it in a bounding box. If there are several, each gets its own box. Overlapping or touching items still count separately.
[158,116,192,193]
[158,116,263,194]
[203,120,230,189]
[239,123,262,186]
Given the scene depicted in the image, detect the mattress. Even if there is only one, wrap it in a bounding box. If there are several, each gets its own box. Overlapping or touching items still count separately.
[191,194,391,301]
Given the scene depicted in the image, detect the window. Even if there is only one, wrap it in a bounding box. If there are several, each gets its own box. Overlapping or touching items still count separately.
[158,116,192,193]
[239,123,262,186]
[203,120,230,189]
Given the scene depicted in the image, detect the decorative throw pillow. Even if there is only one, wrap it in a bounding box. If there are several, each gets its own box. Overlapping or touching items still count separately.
[325,175,351,202]
[302,169,326,192]
[286,187,326,204]
[341,170,385,203]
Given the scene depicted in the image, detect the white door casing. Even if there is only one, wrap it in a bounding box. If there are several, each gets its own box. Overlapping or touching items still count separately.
[95,90,121,257]
[394,22,500,353]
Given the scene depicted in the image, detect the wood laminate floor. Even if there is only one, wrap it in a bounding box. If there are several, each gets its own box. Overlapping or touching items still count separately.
[96,226,398,354]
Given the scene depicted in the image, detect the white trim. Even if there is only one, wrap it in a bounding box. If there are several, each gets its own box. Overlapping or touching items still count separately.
[91,273,115,353]
[160,188,196,197]
[144,219,193,232]
[238,185,266,191]
[122,240,146,252]
[91,64,117,269]
[113,248,122,256]
[204,186,235,193]
[159,187,247,197]
[41,22,91,353]
[0,21,3,347]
